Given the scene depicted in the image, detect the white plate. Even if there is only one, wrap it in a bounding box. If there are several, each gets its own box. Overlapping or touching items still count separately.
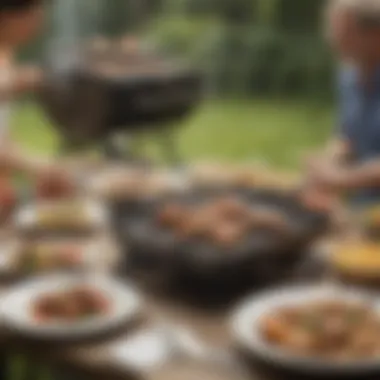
[231,285,380,375]
[2,274,141,340]
[14,199,109,231]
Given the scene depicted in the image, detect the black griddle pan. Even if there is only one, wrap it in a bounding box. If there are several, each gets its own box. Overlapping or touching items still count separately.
[116,188,329,299]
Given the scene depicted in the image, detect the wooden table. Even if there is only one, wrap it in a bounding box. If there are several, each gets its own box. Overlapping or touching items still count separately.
[0,225,339,380]
[2,283,261,380]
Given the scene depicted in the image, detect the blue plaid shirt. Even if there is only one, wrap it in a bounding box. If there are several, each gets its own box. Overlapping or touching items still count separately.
[338,65,380,205]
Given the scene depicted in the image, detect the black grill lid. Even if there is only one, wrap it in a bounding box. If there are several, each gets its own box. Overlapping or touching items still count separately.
[40,38,204,144]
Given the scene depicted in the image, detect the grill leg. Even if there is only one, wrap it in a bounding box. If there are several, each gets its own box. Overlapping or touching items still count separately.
[58,129,183,167]
[158,130,182,166]
[59,139,88,156]
[103,134,151,167]
[103,135,135,162]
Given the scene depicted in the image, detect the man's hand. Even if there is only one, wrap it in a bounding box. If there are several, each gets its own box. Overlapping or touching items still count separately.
[302,137,353,191]
[16,66,43,94]
[0,142,75,199]
[299,186,338,214]
[307,157,349,191]
[306,153,380,194]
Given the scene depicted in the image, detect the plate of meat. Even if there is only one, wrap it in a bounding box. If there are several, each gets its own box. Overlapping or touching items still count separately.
[231,285,380,375]
[1,275,141,339]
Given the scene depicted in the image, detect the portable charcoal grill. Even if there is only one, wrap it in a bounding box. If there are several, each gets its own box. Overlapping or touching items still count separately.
[114,188,329,303]
[39,1,203,162]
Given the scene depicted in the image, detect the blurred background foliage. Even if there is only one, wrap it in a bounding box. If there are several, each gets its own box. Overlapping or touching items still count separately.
[23,0,333,99]
[147,0,333,98]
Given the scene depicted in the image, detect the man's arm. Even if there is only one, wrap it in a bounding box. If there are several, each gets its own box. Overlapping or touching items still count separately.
[307,150,380,192]
[305,137,352,184]
[0,66,42,102]
[0,140,74,198]
[325,137,352,163]
[300,137,352,212]
[0,137,50,176]
[330,159,380,189]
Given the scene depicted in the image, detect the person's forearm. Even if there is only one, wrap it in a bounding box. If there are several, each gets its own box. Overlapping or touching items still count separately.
[0,78,36,101]
[342,160,380,189]
[326,138,352,164]
[0,79,29,102]
[0,141,46,176]
[0,67,42,101]
[7,151,44,176]
[0,79,16,102]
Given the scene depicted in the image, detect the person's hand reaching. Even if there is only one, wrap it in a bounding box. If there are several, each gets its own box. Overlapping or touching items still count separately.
[300,186,338,214]
[299,154,343,214]
[17,66,43,94]
[305,154,349,192]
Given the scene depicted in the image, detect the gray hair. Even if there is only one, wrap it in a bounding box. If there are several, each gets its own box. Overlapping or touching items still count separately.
[331,0,380,27]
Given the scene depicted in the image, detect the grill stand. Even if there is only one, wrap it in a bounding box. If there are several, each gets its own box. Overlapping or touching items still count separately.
[59,127,183,166]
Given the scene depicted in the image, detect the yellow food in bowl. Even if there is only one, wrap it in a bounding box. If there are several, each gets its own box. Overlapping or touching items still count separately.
[365,206,380,226]
[332,242,380,276]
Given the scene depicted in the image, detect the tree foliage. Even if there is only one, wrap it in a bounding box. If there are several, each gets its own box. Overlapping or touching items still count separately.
[23,0,332,97]
[149,0,333,97]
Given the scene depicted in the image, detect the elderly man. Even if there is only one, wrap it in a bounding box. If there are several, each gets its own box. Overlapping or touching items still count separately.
[308,0,380,207]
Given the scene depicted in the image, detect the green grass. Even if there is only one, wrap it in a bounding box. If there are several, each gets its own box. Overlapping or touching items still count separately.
[12,101,60,156]
[12,98,334,169]
[177,98,334,168]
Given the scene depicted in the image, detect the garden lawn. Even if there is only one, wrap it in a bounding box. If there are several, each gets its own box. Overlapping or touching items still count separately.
[12,98,334,169]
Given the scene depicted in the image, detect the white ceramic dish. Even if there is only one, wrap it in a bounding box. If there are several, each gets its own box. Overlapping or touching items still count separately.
[231,285,380,375]
[14,199,109,232]
[2,274,141,340]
